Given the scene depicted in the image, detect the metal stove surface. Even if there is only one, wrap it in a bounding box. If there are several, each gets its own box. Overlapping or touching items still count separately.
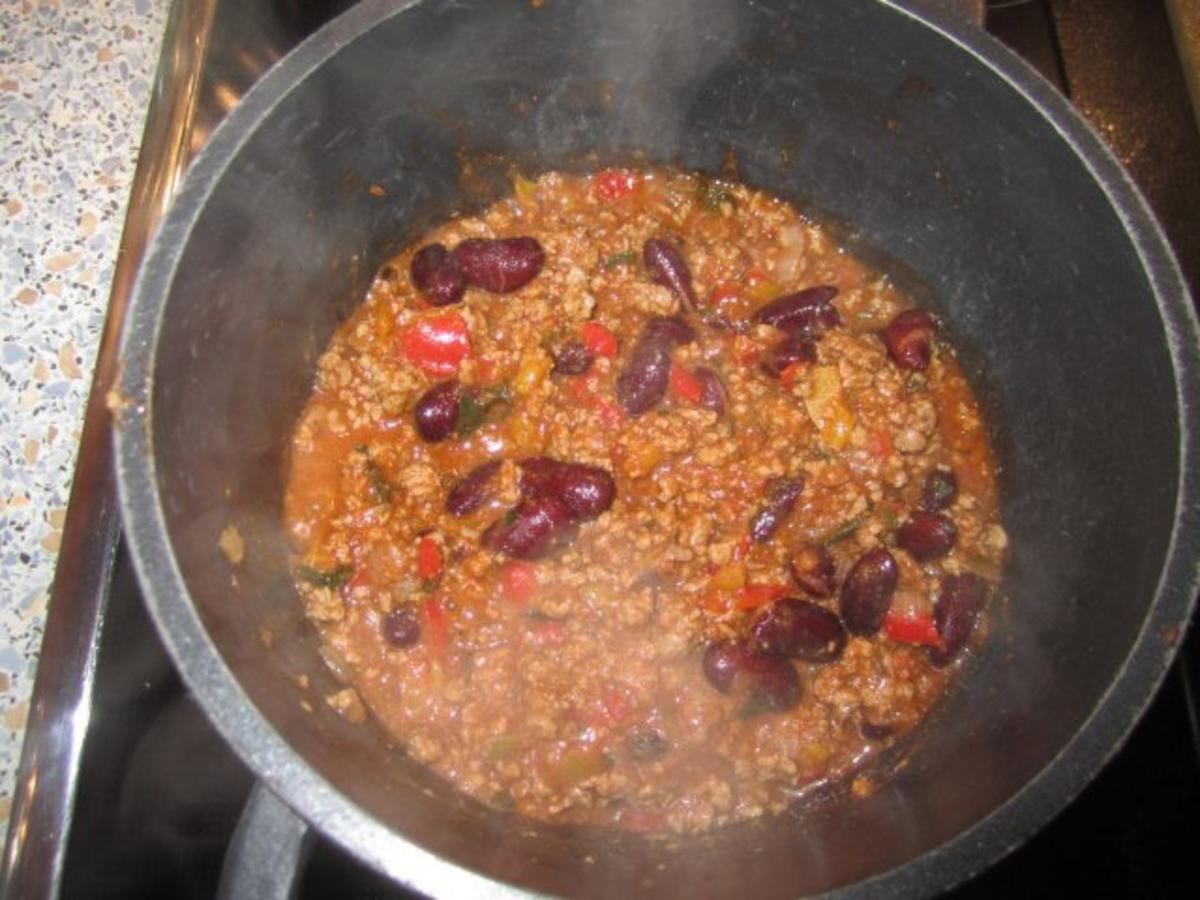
[6,0,1200,897]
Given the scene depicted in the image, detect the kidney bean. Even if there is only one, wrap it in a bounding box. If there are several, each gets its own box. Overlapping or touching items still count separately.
[615,339,671,415]
[839,547,900,635]
[551,340,594,375]
[381,608,421,648]
[921,467,958,512]
[643,238,698,313]
[701,640,802,713]
[693,367,728,416]
[895,511,957,561]
[481,494,575,559]
[882,308,937,371]
[518,457,617,521]
[445,459,502,516]
[929,573,986,667]
[452,236,544,293]
[702,640,745,693]
[749,476,806,543]
[751,598,847,663]
[626,725,671,761]
[410,243,466,306]
[413,379,460,442]
[614,315,699,416]
[752,285,840,337]
[789,544,837,598]
[740,653,803,713]
[761,336,816,378]
[642,315,697,348]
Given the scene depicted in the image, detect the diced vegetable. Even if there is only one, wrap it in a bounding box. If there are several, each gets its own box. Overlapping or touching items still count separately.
[398,313,472,377]
[511,171,538,206]
[594,168,640,201]
[779,361,805,390]
[826,515,865,543]
[457,385,513,438]
[599,250,638,270]
[295,563,354,589]
[422,596,448,655]
[582,321,619,357]
[417,536,442,581]
[734,582,790,610]
[668,363,703,404]
[804,365,856,451]
[500,560,538,604]
[883,612,941,647]
[696,176,732,212]
[515,348,554,395]
[708,563,746,592]
[364,458,394,504]
[553,746,612,788]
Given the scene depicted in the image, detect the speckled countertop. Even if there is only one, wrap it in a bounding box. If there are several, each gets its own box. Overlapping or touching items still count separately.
[0,0,168,829]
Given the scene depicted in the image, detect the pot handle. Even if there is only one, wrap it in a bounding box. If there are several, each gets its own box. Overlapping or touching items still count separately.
[218,783,314,900]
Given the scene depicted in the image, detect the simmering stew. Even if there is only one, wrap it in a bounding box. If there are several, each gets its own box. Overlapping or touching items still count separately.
[283,169,1006,834]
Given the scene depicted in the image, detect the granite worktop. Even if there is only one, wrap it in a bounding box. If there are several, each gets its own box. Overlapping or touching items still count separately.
[0,0,168,829]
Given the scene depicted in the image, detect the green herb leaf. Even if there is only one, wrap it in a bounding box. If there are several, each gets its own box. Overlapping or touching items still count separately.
[600,250,638,270]
[826,515,866,544]
[457,386,514,438]
[295,563,354,589]
[364,459,394,504]
[697,176,732,212]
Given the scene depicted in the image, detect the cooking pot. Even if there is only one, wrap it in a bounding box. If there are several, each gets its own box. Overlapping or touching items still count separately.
[114,0,1200,895]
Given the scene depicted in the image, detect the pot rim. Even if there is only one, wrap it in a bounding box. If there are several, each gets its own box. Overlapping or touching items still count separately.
[114,0,1200,896]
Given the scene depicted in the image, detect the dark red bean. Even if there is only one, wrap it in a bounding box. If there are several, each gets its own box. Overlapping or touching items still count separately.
[452,237,544,293]
[626,725,671,761]
[701,640,802,713]
[642,315,697,347]
[518,457,617,521]
[929,573,986,667]
[693,367,728,416]
[481,494,575,560]
[789,544,837,598]
[839,548,900,635]
[750,598,847,663]
[761,336,816,378]
[702,640,745,693]
[749,476,805,543]
[615,316,698,416]
[740,653,803,714]
[882,308,937,371]
[752,285,840,337]
[643,238,698,313]
[445,459,502,516]
[896,511,957,561]
[381,608,421,648]
[615,340,671,415]
[551,340,594,375]
[410,243,466,306]
[921,467,958,512]
[413,379,460,442]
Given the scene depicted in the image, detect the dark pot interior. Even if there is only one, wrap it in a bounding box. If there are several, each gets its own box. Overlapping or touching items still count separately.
[117,0,1198,896]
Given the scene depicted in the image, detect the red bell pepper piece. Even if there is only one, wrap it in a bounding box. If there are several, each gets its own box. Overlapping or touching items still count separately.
[883,612,941,646]
[594,168,640,201]
[582,320,619,357]
[668,363,703,404]
[734,582,790,610]
[416,536,442,581]
[500,560,538,604]
[398,312,472,377]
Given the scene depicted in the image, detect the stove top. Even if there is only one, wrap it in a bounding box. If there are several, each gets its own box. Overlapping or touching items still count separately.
[4,1,1199,897]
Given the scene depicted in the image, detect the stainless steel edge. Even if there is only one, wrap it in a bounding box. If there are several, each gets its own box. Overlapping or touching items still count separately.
[0,1,219,896]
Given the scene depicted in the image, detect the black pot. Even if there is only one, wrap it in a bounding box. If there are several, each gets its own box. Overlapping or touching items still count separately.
[115,0,1200,895]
